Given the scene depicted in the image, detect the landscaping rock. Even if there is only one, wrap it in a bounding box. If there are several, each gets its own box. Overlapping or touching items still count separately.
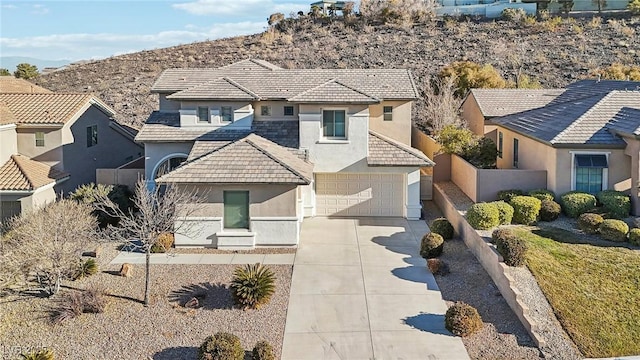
[184,297,200,309]
[119,263,133,277]
[83,246,102,258]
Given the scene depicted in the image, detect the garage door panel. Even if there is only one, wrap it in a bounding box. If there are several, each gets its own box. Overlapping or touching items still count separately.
[315,173,404,217]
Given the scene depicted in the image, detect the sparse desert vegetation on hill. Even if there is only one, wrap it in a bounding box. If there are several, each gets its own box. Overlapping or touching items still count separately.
[35,13,640,128]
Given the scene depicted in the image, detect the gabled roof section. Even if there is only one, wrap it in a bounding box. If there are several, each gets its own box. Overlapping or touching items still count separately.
[368,131,434,167]
[0,103,17,125]
[0,154,69,191]
[0,93,115,125]
[0,77,51,94]
[166,77,261,101]
[470,88,565,117]
[607,106,640,137]
[550,80,640,105]
[219,59,282,71]
[288,79,379,104]
[157,134,313,184]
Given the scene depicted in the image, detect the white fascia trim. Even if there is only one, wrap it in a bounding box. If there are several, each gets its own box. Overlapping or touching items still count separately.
[0,190,35,196]
[33,182,57,194]
[16,123,62,129]
[250,217,299,221]
[0,124,17,130]
[569,151,611,191]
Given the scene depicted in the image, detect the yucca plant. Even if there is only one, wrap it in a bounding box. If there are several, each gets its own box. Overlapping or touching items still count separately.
[75,258,98,279]
[21,349,55,360]
[230,263,276,310]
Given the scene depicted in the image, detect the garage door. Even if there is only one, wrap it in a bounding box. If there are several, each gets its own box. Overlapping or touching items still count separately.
[315,173,404,217]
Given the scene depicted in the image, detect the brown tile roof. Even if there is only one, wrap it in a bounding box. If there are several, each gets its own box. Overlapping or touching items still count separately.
[0,154,69,191]
[157,134,313,184]
[0,77,51,94]
[368,131,434,167]
[152,59,419,101]
[187,141,232,161]
[166,77,260,101]
[470,89,565,117]
[0,103,17,125]
[0,93,115,125]
[288,79,379,104]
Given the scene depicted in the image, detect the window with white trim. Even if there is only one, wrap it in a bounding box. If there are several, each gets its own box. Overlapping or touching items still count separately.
[35,132,45,147]
[322,110,346,138]
[224,191,249,229]
[574,154,607,194]
[155,156,187,179]
[383,106,393,121]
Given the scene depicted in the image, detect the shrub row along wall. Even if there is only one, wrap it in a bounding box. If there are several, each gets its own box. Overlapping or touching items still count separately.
[433,183,546,347]
[451,155,547,203]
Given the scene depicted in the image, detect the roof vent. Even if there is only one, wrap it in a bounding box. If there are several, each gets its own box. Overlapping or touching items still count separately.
[179,77,186,81]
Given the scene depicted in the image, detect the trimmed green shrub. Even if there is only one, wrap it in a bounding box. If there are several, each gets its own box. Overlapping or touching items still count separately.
[492,201,514,225]
[597,190,631,219]
[539,200,561,222]
[510,196,541,225]
[577,213,604,234]
[198,333,244,360]
[629,228,640,246]
[230,263,276,310]
[491,228,516,244]
[528,189,555,202]
[466,202,500,230]
[444,302,483,337]
[252,341,275,360]
[497,189,524,203]
[561,191,597,218]
[438,125,474,155]
[599,219,629,242]
[430,218,454,240]
[462,137,497,169]
[496,236,527,267]
[20,349,55,360]
[420,232,444,259]
[150,233,174,253]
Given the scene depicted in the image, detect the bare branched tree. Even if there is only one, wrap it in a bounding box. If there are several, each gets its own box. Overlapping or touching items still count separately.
[1,199,98,296]
[95,181,204,306]
[421,75,465,135]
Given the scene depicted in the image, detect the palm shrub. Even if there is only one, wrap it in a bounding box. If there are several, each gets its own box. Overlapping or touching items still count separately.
[74,258,98,279]
[420,233,444,259]
[561,191,596,218]
[628,229,640,246]
[430,218,454,240]
[577,213,604,234]
[496,236,527,267]
[528,189,555,202]
[596,190,631,219]
[599,219,629,242]
[497,189,524,203]
[252,341,275,360]
[20,349,55,360]
[466,203,500,230]
[198,333,244,360]
[509,196,541,225]
[444,302,483,337]
[492,201,514,225]
[539,200,561,222]
[230,263,276,310]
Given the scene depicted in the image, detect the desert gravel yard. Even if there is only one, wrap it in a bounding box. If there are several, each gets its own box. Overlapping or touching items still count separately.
[0,245,292,360]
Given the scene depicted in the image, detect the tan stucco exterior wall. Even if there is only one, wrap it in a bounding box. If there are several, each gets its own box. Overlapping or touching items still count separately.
[369,101,412,145]
[461,95,485,137]
[253,101,299,121]
[17,126,64,168]
[0,124,18,164]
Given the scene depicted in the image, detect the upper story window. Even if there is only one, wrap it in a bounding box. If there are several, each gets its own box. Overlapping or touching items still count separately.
[221,106,233,122]
[35,132,45,147]
[197,106,209,123]
[87,125,98,147]
[284,106,294,116]
[322,110,346,138]
[261,105,272,116]
[383,106,393,121]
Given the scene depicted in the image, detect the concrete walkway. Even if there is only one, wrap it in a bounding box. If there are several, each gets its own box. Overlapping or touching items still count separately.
[282,217,469,360]
[109,252,295,265]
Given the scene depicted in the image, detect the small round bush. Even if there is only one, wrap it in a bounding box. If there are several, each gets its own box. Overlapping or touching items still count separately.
[496,236,527,267]
[252,341,275,360]
[151,232,174,253]
[510,196,541,225]
[445,302,483,337]
[497,189,524,203]
[466,202,500,230]
[427,258,449,275]
[492,201,514,225]
[420,232,444,259]
[430,218,454,240]
[491,228,516,244]
[198,333,244,360]
[599,219,629,242]
[628,229,640,246]
[528,189,555,202]
[596,190,631,219]
[577,213,604,234]
[561,191,597,218]
[539,200,561,222]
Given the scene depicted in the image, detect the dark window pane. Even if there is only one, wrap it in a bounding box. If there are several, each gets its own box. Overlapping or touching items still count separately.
[198,107,209,122]
[224,191,249,229]
[323,110,334,137]
[284,106,294,116]
[334,111,345,137]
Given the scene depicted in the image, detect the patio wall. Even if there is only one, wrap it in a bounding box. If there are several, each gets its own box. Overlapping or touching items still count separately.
[97,168,144,190]
[411,126,451,182]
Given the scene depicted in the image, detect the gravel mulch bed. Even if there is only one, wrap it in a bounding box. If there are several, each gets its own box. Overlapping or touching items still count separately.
[423,201,542,360]
[0,249,292,360]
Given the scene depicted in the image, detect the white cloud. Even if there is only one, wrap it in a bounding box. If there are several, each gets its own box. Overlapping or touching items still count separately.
[0,21,266,61]
[172,0,306,16]
[31,4,49,15]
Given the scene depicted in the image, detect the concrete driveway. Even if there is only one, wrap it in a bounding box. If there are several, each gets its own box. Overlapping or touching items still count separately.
[282,217,469,360]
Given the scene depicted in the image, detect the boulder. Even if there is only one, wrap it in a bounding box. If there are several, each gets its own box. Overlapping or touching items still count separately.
[119,263,133,277]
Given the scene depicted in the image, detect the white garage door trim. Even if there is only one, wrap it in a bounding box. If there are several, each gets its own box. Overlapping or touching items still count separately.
[315,173,404,217]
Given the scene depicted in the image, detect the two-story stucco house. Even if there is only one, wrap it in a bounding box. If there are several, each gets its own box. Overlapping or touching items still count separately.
[136,59,433,248]
[0,77,143,221]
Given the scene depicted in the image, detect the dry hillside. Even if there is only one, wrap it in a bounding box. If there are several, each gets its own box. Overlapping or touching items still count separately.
[35,15,640,128]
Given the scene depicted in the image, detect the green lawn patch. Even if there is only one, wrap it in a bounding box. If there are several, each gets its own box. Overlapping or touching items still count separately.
[514,227,640,357]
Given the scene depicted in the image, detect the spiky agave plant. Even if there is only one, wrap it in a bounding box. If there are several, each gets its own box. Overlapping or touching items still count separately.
[21,349,55,360]
[75,258,98,279]
[230,263,275,310]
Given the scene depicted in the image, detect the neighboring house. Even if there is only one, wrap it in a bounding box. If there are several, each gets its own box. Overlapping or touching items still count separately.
[137,59,433,248]
[435,0,536,18]
[0,77,143,221]
[462,80,640,214]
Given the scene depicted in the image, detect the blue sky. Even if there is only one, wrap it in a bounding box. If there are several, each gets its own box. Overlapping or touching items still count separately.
[0,0,310,62]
